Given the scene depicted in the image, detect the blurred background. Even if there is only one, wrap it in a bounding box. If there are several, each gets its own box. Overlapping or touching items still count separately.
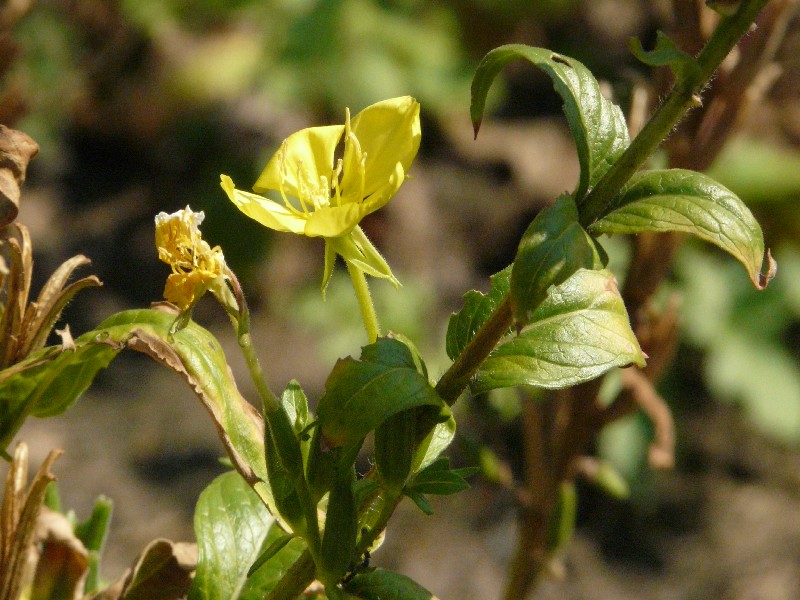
[4,0,800,597]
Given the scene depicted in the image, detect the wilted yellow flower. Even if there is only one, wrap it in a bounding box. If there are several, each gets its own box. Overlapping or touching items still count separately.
[155,206,227,310]
[220,96,421,290]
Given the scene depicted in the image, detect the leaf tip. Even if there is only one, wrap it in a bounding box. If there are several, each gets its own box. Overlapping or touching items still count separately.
[472,119,482,140]
[756,248,777,290]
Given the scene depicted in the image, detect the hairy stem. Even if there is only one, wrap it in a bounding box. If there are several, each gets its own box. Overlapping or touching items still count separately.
[435,296,513,404]
[578,0,771,225]
[347,262,381,344]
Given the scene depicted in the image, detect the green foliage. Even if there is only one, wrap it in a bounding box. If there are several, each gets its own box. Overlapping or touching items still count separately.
[591,169,770,288]
[510,194,605,326]
[474,269,645,392]
[344,568,439,599]
[0,343,118,453]
[446,267,511,361]
[316,338,445,447]
[629,31,700,82]
[470,44,630,201]
[190,471,301,600]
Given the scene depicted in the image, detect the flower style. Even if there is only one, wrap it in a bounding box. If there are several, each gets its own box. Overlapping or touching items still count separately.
[220,96,421,290]
[155,206,229,310]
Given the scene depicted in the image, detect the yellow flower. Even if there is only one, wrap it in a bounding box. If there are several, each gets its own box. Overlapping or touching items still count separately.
[220,96,421,290]
[155,206,228,310]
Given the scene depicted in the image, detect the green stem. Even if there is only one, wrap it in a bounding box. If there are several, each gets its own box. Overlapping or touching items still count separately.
[347,262,381,343]
[229,270,323,565]
[266,549,317,600]
[435,296,513,404]
[578,0,770,225]
[356,491,403,556]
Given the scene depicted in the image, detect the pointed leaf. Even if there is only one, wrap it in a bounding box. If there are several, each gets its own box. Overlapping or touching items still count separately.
[0,343,119,453]
[474,269,645,392]
[344,569,439,600]
[189,471,275,600]
[471,44,629,200]
[446,267,511,360]
[317,338,444,447]
[280,380,309,435]
[406,457,477,496]
[590,169,774,288]
[0,309,277,522]
[629,31,700,82]
[511,195,604,326]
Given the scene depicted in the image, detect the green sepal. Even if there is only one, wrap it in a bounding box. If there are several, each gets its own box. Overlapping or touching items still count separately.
[510,195,604,326]
[374,409,416,496]
[471,44,629,200]
[247,533,297,577]
[264,413,306,534]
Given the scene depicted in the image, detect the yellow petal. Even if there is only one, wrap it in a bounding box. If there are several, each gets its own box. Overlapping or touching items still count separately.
[304,203,368,238]
[252,125,344,197]
[346,96,421,198]
[221,174,307,234]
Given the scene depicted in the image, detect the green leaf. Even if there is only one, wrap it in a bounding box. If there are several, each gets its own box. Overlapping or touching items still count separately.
[189,471,276,600]
[317,338,444,447]
[404,489,434,515]
[590,169,774,289]
[281,380,309,435]
[411,413,456,473]
[511,195,604,326]
[0,308,279,525]
[629,31,700,82]
[0,343,119,452]
[471,44,629,200]
[239,532,306,600]
[406,457,477,496]
[446,267,511,360]
[474,269,645,392]
[344,568,439,600]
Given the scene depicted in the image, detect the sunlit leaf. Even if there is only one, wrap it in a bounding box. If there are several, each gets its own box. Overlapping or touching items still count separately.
[317,338,444,447]
[511,195,604,326]
[471,44,629,200]
[474,269,645,392]
[189,472,276,600]
[590,169,773,289]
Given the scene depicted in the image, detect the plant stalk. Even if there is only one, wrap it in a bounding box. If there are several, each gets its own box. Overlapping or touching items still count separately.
[577,0,771,225]
[347,261,381,344]
[435,296,513,404]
